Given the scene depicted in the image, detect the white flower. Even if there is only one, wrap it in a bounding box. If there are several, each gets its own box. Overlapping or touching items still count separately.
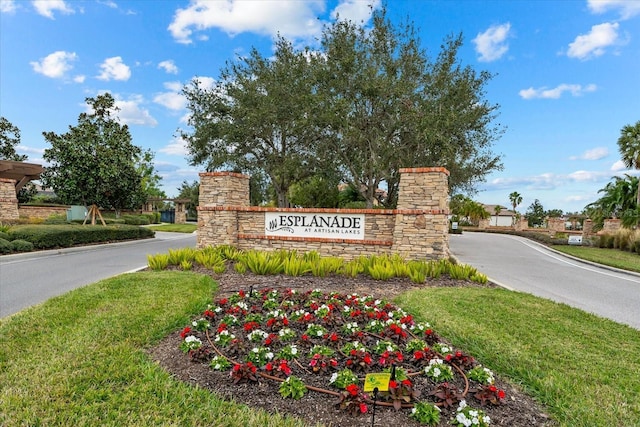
[411,407,416,414]
[185,336,201,344]
[252,347,259,353]
[433,367,441,377]
[458,400,467,410]
[469,410,478,417]
[291,346,298,355]
[330,372,338,383]
[266,352,274,360]
[214,307,223,313]
[483,415,491,424]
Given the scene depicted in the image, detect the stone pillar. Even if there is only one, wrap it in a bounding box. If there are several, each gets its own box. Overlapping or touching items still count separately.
[0,178,19,222]
[174,202,186,224]
[547,218,565,236]
[197,172,250,248]
[582,219,593,238]
[392,167,449,260]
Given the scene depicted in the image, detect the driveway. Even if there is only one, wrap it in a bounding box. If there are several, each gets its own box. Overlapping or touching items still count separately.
[449,232,640,329]
[0,231,196,318]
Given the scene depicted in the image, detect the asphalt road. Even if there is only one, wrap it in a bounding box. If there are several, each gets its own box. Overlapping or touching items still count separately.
[449,232,640,330]
[0,231,196,318]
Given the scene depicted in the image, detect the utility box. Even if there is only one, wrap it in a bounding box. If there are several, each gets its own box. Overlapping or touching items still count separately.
[67,205,87,221]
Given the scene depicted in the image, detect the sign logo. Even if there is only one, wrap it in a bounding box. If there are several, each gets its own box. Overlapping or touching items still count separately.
[265,212,365,240]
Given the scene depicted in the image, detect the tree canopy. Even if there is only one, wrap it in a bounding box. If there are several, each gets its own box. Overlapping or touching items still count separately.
[41,93,152,213]
[0,116,27,162]
[181,7,503,208]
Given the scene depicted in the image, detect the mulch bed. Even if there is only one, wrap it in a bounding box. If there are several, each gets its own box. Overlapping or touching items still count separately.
[148,267,554,426]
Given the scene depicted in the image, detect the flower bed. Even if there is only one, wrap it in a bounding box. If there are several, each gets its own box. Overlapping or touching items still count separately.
[175,286,512,426]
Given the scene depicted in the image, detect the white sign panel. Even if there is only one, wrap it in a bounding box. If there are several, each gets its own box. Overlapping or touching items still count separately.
[567,235,582,245]
[265,212,365,240]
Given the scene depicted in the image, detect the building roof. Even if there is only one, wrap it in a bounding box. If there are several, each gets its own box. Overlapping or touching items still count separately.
[0,160,45,191]
[483,204,516,216]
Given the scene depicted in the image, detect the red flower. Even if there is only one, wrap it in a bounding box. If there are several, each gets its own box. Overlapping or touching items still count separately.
[283,317,289,326]
[301,334,309,341]
[346,384,359,396]
[232,363,241,372]
[363,355,372,364]
[218,298,228,305]
[425,329,433,335]
[489,385,497,392]
[414,350,424,360]
[498,389,506,399]
[217,323,227,333]
[359,403,368,414]
[238,290,246,298]
[180,326,191,338]
[265,362,273,371]
[401,379,412,387]
[389,380,398,389]
[330,359,338,367]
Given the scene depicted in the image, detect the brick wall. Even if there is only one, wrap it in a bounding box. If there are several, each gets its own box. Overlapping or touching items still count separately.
[0,178,19,222]
[197,168,450,261]
[18,205,69,220]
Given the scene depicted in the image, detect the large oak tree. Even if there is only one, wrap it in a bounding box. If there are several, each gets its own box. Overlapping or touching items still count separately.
[181,7,503,208]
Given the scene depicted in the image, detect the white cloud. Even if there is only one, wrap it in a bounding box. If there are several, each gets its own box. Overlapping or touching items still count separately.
[473,22,511,62]
[154,92,186,111]
[87,93,157,126]
[159,136,189,156]
[30,50,77,78]
[114,96,157,126]
[97,56,131,81]
[97,0,117,8]
[611,160,627,171]
[1,0,17,13]
[331,0,380,22]
[567,22,620,60]
[168,0,325,44]
[32,0,74,19]
[158,60,179,74]
[16,145,45,156]
[191,76,216,90]
[569,147,609,161]
[73,74,86,83]
[519,83,597,99]
[587,0,640,19]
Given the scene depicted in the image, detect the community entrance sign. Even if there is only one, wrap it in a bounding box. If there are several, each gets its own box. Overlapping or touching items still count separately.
[265,212,365,240]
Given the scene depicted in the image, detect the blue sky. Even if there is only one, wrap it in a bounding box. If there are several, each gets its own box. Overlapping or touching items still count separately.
[1,0,639,214]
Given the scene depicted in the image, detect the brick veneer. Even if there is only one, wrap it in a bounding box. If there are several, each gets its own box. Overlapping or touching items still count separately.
[0,178,19,221]
[198,169,450,260]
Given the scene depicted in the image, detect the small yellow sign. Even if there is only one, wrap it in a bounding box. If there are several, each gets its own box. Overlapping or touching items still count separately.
[363,373,391,392]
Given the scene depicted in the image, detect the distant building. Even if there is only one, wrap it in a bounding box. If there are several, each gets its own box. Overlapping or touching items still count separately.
[483,204,516,227]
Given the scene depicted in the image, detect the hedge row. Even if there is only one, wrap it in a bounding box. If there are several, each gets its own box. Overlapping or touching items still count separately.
[0,239,35,254]
[7,225,155,250]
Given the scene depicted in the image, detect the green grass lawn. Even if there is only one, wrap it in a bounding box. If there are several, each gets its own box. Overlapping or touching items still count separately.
[150,223,197,233]
[396,288,640,427]
[0,271,312,427]
[2,272,638,426]
[552,245,640,273]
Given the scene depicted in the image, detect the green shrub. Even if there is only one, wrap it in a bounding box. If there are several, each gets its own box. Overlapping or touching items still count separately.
[0,231,11,241]
[10,239,34,252]
[8,224,154,249]
[122,214,150,225]
[44,214,68,224]
[0,238,12,254]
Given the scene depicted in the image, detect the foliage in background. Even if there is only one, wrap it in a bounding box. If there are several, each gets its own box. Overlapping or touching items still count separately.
[0,116,27,162]
[585,174,638,231]
[617,120,640,210]
[6,224,154,249]
[177,180,200,219]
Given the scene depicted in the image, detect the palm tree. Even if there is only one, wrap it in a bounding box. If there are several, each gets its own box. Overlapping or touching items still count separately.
[617,121,640,208]
[585,174,639,230]
[494,205,502,226]
[509,191,522,225]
